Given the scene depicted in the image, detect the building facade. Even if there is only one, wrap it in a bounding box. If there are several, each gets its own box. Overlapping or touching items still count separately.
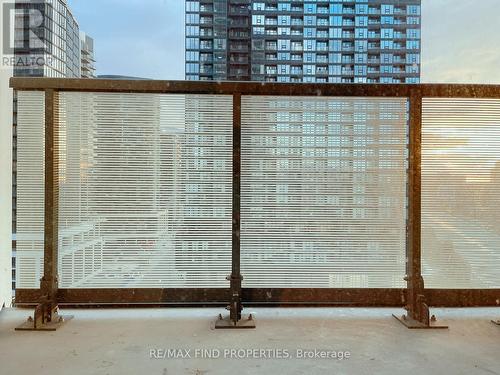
[80,32,96,78]
[186,0,421,83]
[12,0,92,296]
[14,0,81,78]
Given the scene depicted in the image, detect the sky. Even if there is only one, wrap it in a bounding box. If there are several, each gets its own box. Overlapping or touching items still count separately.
[68,0,500,83]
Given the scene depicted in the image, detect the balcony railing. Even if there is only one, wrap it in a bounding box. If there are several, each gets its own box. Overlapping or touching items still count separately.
[10,78,500,330]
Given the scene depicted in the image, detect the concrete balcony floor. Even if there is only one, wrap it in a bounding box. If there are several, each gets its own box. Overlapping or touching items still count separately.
[0,307,499,374]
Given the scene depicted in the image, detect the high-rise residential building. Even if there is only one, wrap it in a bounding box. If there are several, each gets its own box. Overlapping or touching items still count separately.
[14,0,80,78]
[186,0,421,83]
[12,0,92,296]
[80,32,96,78]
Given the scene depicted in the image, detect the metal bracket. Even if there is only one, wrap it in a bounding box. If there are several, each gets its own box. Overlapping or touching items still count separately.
[214,274,256,329]
[15,300,73,331]
[215,313,256,329]
[393,294,447,329]
[393,313,448,329]
[227,274,242,322]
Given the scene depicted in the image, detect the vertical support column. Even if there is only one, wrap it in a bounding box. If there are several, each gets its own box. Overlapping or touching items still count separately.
[40,89,59,302]
[215,93,255,329]
[393,92,447,329]
[16,89,72,331]
[230,93,242,322]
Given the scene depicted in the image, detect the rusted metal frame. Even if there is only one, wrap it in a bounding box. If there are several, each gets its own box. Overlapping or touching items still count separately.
[16,89,72,331]
[14,288,500,307]
[229,92,243,321]
[251,289,500,308]
[15,288,405,306]
[10,78,500,316]
[424,289,500,307]
[419,84,500,99]
[393,90,447,329]
[41,89,59,311]
[215,93,254,328]
[10,78,500,99]
[15,288,230,306]
[407,92,424,320]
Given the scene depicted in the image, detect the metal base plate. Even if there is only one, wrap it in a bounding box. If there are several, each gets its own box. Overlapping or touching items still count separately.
[15,315,74,331]
[492,320,500,326]
[215,314,256,329]
[393,314,448,329]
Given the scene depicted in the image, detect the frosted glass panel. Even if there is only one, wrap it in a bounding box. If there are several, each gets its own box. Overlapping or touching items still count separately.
[422,98,500,288]
[17,92,233,288]
[241,96,408,288]
[16,91,45,288]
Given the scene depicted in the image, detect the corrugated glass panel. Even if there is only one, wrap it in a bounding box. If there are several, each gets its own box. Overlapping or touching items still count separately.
[17,92,233,288]
[241,96,408,288]
[16,91,45,289]
[422,98,500,288]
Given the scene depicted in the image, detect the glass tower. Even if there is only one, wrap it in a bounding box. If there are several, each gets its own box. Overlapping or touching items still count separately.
[12,0,83,296]
[186,0,421,83]
[80,32,96,78]
[14,0,81,78]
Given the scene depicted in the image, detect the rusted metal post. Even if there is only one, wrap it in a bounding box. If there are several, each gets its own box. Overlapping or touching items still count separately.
[41,88,59,315]
[230,92,243,322]
[393,92,447,329]
[16,89,72,331]
[215,93,254,329]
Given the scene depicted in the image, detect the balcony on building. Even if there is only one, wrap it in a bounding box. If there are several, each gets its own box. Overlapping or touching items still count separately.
[4,70,500,374]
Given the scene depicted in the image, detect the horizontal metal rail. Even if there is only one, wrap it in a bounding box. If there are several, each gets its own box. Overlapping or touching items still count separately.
[10,78,500,98]
[14,288,500,307]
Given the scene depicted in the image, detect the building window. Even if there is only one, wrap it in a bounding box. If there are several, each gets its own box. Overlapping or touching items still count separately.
[186,1,199,12]
[408,5,421,15]
[253,2,264,11]
[407,17,420,25]
[406,40,420,50]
